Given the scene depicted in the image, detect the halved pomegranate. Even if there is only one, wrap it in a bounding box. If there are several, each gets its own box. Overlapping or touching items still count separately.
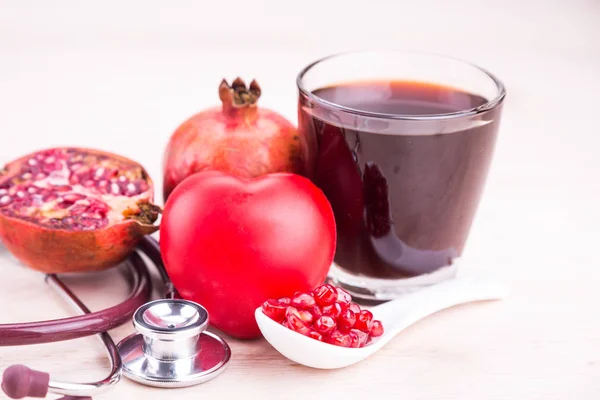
[0,148,160,273]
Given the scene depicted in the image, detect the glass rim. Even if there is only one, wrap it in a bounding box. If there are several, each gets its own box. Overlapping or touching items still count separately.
[296,50,506,121]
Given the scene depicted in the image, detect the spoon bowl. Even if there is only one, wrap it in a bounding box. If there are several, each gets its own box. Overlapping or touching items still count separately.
[255,277,508,369]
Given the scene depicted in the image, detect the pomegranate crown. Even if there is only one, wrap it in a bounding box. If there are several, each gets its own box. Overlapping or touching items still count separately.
[219,77,261,108]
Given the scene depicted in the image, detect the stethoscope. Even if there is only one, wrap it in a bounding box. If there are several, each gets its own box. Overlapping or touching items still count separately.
[0,236,231,399]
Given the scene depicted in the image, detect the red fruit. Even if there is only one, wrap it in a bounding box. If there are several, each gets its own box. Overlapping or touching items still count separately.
[291,292,316,309]
[355,310,374,333]
[347,302,361,314]
[314,315,336,335]
[286,312,311,336]
[279,297,291,306]
[322,302,343,319]
[161,171,336,339]
[350,329,369,348]
[335,287,352,308]
[370,320,384,337]
[313,284,338,307]
[310,306,323,319]
[163,78,315,200]
[308,330,323,341]
[337,308,356,331]
[326,330,352,348]
[285,306,300,318]
[261,299,287,322]
[0,148,160,273]
[298,310,314,324]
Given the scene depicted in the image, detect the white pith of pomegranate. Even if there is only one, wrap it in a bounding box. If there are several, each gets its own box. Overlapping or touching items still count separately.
[262,284,384,348]
[0,148,152,230]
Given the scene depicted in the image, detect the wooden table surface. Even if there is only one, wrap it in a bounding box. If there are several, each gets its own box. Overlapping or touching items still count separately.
[0,0,599,399]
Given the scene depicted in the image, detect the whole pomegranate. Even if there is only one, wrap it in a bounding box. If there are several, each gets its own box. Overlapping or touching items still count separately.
[163,78,314,200]
[0,147,160,273]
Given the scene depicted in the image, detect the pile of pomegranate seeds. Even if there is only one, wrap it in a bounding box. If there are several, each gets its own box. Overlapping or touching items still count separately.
[262,284,384,348]
[0,148,152,230]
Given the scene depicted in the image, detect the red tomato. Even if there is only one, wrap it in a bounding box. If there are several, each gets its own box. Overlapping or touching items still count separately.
[160,171,336,339]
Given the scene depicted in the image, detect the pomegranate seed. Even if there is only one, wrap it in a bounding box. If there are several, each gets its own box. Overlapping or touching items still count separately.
[83,180,95,188]
[27,159,37,166]
[355,310,374,333]
[286,313,311,335]
[26,187,36,194]
[42,162,61,174]
[313,284,338,307]
[326,330,353,347]
[335,287,352,308]
[118,175,127,182]
[310,305,323,319]
[44,156,56,164]
[21,172,32,180]
[110,183,120,195]
[58,201,74,209]
[314,315,336,335]
[69,205,87,215]
[285,306,300,318]
[370,320,384,337]
[347,302,361,314]
[262,299,287,322]
[15,191,25,199]
[35,173,47,180]
[126,182,136,194]
[52,185,71,192]
[308,330,323,341]
[278,297,291,305]
[42,193,58,202]
[337,308,356,331]
[98,180,109,188]
[0,189,7,196]
[63,194,84,203]
[322,302,342,319]
[94,168,105,179]
[291,292,316,309]
[0,195,12,206]
[350,329,369,348]
[298,310,314,324]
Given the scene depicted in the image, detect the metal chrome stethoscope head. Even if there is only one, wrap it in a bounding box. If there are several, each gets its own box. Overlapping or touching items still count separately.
[117,299,231,388]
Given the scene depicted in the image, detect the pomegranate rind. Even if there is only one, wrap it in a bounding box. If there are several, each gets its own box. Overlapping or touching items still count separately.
[0,148,159,273]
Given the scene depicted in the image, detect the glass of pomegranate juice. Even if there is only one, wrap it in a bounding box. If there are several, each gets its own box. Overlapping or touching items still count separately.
[297,51,506,300]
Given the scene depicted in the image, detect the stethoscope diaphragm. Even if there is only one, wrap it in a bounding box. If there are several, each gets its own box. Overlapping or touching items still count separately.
[117,299,231,388]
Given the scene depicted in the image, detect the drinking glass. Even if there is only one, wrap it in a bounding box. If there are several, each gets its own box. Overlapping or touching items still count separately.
[297,51,506,300]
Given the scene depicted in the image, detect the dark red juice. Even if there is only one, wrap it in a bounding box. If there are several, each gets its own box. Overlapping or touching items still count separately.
[299,80,501,278]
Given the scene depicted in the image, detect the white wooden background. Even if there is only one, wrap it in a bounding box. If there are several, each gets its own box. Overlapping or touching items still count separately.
[0,0,599,399]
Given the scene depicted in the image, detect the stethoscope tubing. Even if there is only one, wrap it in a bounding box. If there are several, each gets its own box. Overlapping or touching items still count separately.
[43,274,122,397]
[0,239,157,346]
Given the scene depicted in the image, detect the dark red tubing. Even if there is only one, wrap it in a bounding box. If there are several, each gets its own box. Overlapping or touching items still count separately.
[0,237,158,346]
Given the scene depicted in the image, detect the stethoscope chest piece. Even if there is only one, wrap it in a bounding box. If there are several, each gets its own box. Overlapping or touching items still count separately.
[117,299,231,388]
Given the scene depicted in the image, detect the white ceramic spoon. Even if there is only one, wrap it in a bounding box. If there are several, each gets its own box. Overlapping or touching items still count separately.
[255,277,508,369]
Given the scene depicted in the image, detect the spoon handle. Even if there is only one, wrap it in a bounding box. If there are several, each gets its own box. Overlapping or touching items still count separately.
[370,277,508,337]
